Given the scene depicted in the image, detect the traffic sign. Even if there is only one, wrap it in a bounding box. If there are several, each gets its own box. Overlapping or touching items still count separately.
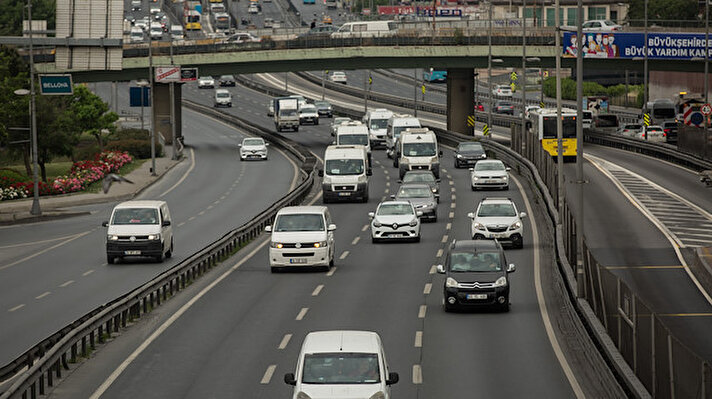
[155,66,181,82]
[39,74,73,95]
[368,76,372,85]
[702,103,712,116]
[180,68,198,81]
[129,86,151,107]
[510,71,518,81]
[642,113,650,126]
[483,124,490,136]
[421,85,426,95]
[539,101,545,108]
[467,115,475,127]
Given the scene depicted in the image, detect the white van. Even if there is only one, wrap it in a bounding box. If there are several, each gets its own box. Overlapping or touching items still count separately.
[320,145,371,203]
[397,128,441,179]
[149,22,163,40]
[129,26,144,43]
[214,89,232,107]
[103,200,173,264]
[331,21,397,38]
[284,330,399,399]
[265,206,336,272]
[362,108,393,149]
[170,25,184,40]
[335,122,371,166]
[386,114,421,159]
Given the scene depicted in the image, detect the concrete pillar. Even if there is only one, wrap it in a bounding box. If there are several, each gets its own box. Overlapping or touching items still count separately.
[152,82,182,145]
[446,68,475,135]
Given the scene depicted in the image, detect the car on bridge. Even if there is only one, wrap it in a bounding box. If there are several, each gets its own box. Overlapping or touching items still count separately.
[437,239,516,312]
[453,141,487,168]
[222,32,261,43]
[470,159,509,190]
[248,3,259,14]
[661,121,678,143]
[642,125,666,143]
[299,24,337,39]
[492,84,512,97]
[218,75,236,86]
[582,19,622,32]
[392,183,438,222]
[617,123,643,137]
[238,137,269,160]
[198,76,215,89]
[468,197,526,249]
[369,201,421,243]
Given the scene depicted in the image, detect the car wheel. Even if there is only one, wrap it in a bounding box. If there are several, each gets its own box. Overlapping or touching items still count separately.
[503,185,509,191]
[454,159,459,168]
[165,240,173,258]
[471,185,476,191]
[315,119,319,125]
[443,302,456,312]
[413,235,421,243]
[270,266,281,273]
[155,254,163,263]
[513,237,524,249]
[500,302,511,312]
[371,236,379,243]
[294,127,299,132]
[107,254,115,264]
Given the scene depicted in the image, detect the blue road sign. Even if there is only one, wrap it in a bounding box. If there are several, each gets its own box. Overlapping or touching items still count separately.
[38,74,73,95]
[130,87,151,107]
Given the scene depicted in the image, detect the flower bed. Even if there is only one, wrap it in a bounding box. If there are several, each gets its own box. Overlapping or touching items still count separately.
[1,151,132,201]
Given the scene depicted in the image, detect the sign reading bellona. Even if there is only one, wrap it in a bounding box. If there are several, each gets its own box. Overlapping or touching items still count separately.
[38,74,74,95]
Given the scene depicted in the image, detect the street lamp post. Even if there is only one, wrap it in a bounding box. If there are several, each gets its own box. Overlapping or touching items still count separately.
[22,0,40,215]
[148,31,157,176]
[555,0,563,221]
[521,0,527,153]
[413,68,418,117]
[575,0,585,297]
[643,0,648,122]
[487,1,493,136]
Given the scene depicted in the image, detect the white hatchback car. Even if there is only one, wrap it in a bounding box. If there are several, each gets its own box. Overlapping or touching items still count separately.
[468,197,527,249]
[239,137,268,160]
[369,201,421,243]
[470,159,510,190]
[197,76,215,89]
[492,84,513,97]
[642,125,666,143]
[330,71,348,84]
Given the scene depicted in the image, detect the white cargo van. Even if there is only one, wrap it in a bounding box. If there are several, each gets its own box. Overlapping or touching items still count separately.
[284,330,399,399]
[362,108,393,149]
[386,114,420,159]
[331,21,397,38]
[129,26,144,43]
[214,89,232,107]
[170,25,184,40]
[335,122,371,166]
[397,128,441,179]
[102,200,173,264]
[320,145,371,203]
[265,206,336,272]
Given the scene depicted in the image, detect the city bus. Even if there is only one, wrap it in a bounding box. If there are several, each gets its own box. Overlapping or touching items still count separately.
[212,12,230,32]
[423,69,447,83]
[184,9,202,30]
[528,108,577,161]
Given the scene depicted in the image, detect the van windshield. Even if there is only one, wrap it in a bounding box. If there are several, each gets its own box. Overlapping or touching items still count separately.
[393,125,418,138]
[111,208,159,225]
[274,214,324,232]
[338,134,368,146]
[325,159,364,175]
[302,353,380,384]
[403,142,436,157]
[370,119,388,129]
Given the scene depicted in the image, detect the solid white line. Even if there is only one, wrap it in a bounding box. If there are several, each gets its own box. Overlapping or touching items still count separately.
[8,304,24,312]
[339,251,349,260]
[441,235,448,243]
[159,148,195,198]
[0,233,82,249]
[412,365,423,384]
[510,174,584,397]
[436,249,443,258]
[418,305,427,318]
[362,224,369,232]
[423,283,432,295]
[296,307,309,321]
[82,269,95,276]
[0,230,92,272]
[260,365,277,384]
[351,236,360,245]
[35,292,51,300]
[278,334,292,350]
[326,266,337,276]
[414,331,423,347]
[59,280,74,288]
[312,284,324,296]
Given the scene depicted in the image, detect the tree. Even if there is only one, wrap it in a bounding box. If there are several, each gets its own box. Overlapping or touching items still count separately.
[68,85,119,152]
[0,0,56,36]
[627,0,700,26]
[0,46,32,175]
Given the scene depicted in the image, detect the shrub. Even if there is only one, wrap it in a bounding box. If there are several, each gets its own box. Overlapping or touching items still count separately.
[0,168,30,188]
[115,128,150,140]
[74,144,102,161]
[106,139,162,159]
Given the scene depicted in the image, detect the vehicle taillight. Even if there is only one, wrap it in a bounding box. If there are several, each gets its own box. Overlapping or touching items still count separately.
[663,133,667,137]
[664,129,670,133]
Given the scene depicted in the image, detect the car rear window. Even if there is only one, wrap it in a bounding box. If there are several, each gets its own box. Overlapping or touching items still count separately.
[595,115,619,127]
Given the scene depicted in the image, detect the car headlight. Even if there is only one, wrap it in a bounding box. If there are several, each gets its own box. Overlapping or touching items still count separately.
[456,154,463,158]
[473,222,485,230]
[509,221,522,230]
[373,220,382,227]
[296,392,312,399]
[108,235,119,241]
[357,174,368,183]
[493,276,508,287]
[314,241,327,248]
[481,154,487,158]
[369,392,386,399]
[147,234,161,241]
[270,242,284,249]
[472,175,479,181]
[431,187,437,193]
[446,277,459,288]
[409,219,419,227]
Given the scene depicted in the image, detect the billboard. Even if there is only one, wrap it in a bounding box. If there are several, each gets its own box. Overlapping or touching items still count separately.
[563,32,712,61]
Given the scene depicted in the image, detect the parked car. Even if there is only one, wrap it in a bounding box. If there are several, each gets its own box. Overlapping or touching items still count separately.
[369,201,421,243]
[436,240,516,312]
[617,123,643,137]
[329,71,347,84]
[468,197,527,248]
[299,104,320,125]
[239,137,269,161]
[454,141,486,168]
[492,84,512,97]
[661,121,678,143]
[392,183,438,222]
[470,159,509,191]
[218,75,236,86]
[314,100,333,117]
[494,101,514,115]
[399,170,439,200]
[197,76,215,89]
[582,19,622,32]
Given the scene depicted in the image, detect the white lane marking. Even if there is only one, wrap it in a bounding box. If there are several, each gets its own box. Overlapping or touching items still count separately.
[510,174,584,397]
[414,331,423,347]
[312,284,324,296]
[0,233,83,249]
[451,194,456,201]
[386,182,390,187]
[59,280,74,288]
[450,202,456,209]
[383,169,389,174]
[429,265,437,274]
[339,251,349,260]
[423,283,432,295]
[296,307,309,321]
[177,222,186,227]
[35,292,51,300]
[418,305,427,318]
[412,365,423,384]
[8,304,25,312]
[220,195,227,200]
[449,181,454,186]
[362,224,369,232]
[451,187,455,192]
[260,365,277,384]
[326,267,337,276]
[213,200,220,205]
[188,216,196,221]
[448,212,455,218]
[0,230,92,272]
[351,236,360,245]
[278,334,292,349]
[159,148,195,198]
[441,235,448,243]
[436,249,443,258]
[446,223,452,230]
[384,189,389,193]
[206,205,214,210]
[198,210,206,216]
[82,269,95,276]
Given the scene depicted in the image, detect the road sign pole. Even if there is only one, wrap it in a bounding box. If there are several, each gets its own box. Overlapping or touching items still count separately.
[413,68,418,118]
[27,0,41,216]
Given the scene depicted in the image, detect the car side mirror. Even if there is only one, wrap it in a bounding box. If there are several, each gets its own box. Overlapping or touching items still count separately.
[507,263,516,273]
[416,211,423,217]
[265,225,272,232]
[102,221,109,227]
[366,169,373,176]
[439,150,443,157]
[162,220,171,227]
[237,144,242,147]
[390,194,395,199]
[318,169,324,177]
[467,212,475,218]
[386,372,399,385]
[436,264,446,274]
[469,168,474,171]
[327,224,337,231]
[284,373,296,386]
[265,143,270,146]
[368,212,375,219]
[519,212,527,218]
[505,167,511,171]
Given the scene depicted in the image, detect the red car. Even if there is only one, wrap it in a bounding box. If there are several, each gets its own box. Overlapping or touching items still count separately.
[474,101,484,112]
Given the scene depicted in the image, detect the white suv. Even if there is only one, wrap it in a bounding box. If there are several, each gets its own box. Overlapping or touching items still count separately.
[467,197,526,249]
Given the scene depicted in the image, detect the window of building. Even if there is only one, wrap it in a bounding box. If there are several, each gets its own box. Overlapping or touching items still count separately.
[587,6,607,20]
[545,8,564,27]
[567,7,577,25]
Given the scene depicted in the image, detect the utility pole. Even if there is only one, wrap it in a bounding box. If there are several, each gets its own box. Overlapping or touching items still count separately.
[555,0,563,220]
[413,69,418,117]
[521,0,527,153]
[487,1,493,137]
[643,0,648,129]
[149,28,156,176]
[575,0,585,297]
[364,71,369,113]
[27,0,40,216]
[321,70,326,100]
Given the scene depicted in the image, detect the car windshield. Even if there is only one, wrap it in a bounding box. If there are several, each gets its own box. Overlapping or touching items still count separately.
[325,159,364,175]
[315,101,330,108]
[111,208,159,225]
[301,106,317,112]
[449,251,502,272]
[217,92,230,98]
[459,143,483,152]
[334,118,350,125]
[497,102,512,107]
[397,186,431,198]
[221,76,233,80]
[474,162,505,171]
[624,124,642,130]
[280,109,297,117]
[377,204,413,216]
[403,142,436,157]
[370,119,388,129]
[274,214,324,232]
[403,173,435,183]
[478,203,516,217]
[243,139,264,146]
[338,134,368,146]
[302,353,380,384]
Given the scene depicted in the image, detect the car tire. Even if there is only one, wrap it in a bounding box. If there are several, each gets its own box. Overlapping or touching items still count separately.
[500,302,511,312]
[107,254,115,264]
[413,235,421,243]
[315,119,319,125]
[371,236,379,243]
[503,185,509,190]
[294,127,299,132]
[165,240,173,258]
[513,237,524,249]
[443,302,455,312]
[454,159,459,168]
[270,266,281,273]
[471,185,476,191]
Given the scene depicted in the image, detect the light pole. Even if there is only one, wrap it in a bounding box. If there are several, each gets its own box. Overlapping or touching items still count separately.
[487,1,493,136]
[555,0,563,221]
[643,0,648,120]
[20,0,40,215]
[321,70,326,100]
[575,0,585,297]
[148,28,156,176]
[705,0,709,105]
[521,0,527,153]
[413,68,418,117]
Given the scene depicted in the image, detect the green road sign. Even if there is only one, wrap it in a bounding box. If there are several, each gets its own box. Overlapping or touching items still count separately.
[39,74,73,95]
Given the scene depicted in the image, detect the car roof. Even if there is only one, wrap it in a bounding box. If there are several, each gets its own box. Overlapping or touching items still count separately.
[476,159,503,164]
[114,200,166,209]
[479,197,514,205]
[404,170,435,175]
[277,206,328,215]
[398,183,432,190]
[302,331,381,354]
[379,200,412,207]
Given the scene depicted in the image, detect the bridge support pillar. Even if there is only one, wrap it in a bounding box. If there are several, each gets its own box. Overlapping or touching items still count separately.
[152,82,182,145]
[446,68,475,135]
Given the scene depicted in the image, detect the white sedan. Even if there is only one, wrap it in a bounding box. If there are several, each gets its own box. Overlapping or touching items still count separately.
[239,137,269,161]
[582,20,622,32]
[299,104,320,125]
[641,126,666,143]
[198,76,215,89]
[329,71,347,84]
[369,201,421,243]
[470,160,510,191]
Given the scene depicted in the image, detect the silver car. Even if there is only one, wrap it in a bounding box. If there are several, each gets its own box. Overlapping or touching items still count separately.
[470,160,509,191]
[330,117,351,136]
[369,201,422,243]
[198,76,215,89]
[239,137,269,161]
[392,183,438,222]
[400,170,439,201]
[468,197,526,249]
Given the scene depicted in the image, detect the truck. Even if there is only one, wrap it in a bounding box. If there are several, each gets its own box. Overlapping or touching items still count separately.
[274,97,300,132]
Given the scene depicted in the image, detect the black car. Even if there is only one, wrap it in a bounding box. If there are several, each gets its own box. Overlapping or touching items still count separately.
[494,101,514,115]
[219,75,236,87]
[437,240,515,312]
[314,100,333,117]
[453,141,486,168]
[661,121,678,143]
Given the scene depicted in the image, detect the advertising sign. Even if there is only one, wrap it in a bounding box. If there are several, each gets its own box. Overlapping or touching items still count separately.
[563,32,712,60]
[38,74,73,95]
[180,68,198,81]
[377,5,470,16]
[155,66,181,82]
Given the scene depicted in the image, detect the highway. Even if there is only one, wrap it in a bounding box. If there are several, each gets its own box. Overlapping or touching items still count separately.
[0,82,299,365]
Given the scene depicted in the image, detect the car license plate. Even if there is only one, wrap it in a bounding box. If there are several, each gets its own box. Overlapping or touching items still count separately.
[467,294,488,300]
[124,250,141,255]
[338,192,351,196]
[290,258,307,264]
[492,233,504,239]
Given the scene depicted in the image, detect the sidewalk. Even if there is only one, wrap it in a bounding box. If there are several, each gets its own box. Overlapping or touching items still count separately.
[0,153,182,225]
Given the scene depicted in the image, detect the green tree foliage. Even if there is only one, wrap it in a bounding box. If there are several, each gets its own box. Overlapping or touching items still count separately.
[627,0,700,26]
[0,0,56,36]
[0,46,32,174]
[69,85,119,151]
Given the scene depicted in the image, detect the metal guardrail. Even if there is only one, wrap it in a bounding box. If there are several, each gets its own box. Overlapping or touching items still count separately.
[0,102,317,398]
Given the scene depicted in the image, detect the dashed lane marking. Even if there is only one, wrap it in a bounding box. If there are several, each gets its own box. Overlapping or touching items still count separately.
[351,237,360,245]
[436,249,443,258]
[35,292,51,300]
[8,304,25,312]
[188,216,196,221]
[451,195,456,201]
[449,181,454,186]
[450,203,456,209]
[386,182,390,187]
[441,235,448,243]
[449,212,455,219]
[206,205,214,210]
[312,284,324,296]
[412,365,423,384]
[339,251,350,260]
[451,187,455,192]
[414,331,423,347]
[384,189,389,193]
[177,222,186,227]
[362,224,369,232]
[446,223,452,230]
[59,280,74,288]
[296,307,309,321]
[418,305,427,318]
[260,365,277,384]
[429,265,437,274]
[198,211,206,216]
[423,283,432,295]
[326,267,337,277]
[83,269,95,276]
[278,334,292,349]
